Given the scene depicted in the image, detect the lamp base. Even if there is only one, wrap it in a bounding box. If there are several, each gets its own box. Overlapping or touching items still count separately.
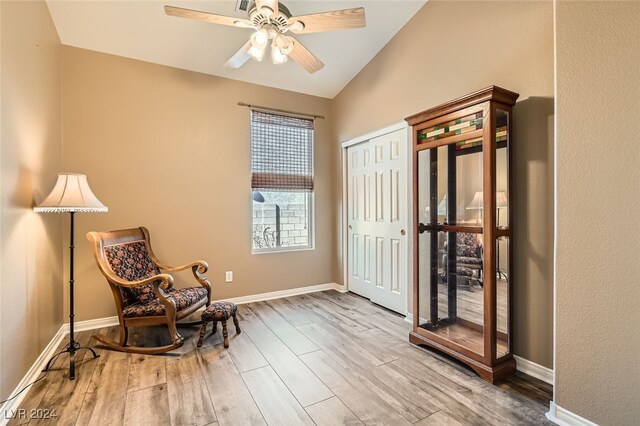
[43,340,99,380]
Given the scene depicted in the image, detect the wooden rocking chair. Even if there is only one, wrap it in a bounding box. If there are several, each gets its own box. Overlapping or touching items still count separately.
[87,227,211,354]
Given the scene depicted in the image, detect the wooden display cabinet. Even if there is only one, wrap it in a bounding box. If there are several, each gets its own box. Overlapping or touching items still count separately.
[405,86,519,383]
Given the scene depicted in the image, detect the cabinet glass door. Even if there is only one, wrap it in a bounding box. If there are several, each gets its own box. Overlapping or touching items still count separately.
[496,108,510,357]
[416,118,486,357]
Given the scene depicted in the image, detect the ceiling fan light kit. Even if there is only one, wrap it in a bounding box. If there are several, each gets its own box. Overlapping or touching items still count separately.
[164,1,366,73]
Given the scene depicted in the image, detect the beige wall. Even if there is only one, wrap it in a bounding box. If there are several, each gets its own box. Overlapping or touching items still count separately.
[0,0,63,400]
[555,2,640,424]
[61,47,334,321]
[332,1,554,368]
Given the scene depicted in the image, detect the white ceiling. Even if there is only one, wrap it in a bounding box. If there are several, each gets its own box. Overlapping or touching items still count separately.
[46,0,426,98]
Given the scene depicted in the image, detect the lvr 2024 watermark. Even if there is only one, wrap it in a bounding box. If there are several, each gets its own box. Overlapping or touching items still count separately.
[4,409,58,420]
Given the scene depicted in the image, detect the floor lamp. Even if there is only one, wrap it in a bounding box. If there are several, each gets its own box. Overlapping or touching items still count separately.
[34,173,108,380]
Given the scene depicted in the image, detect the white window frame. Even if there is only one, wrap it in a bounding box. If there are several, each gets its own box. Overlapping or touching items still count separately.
[250,110,315,254]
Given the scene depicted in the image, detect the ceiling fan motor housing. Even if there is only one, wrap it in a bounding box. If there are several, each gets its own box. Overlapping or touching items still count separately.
[249,2,293,32]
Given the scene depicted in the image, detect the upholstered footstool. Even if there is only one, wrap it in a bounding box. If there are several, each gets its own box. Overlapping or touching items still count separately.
[197,301,240,348]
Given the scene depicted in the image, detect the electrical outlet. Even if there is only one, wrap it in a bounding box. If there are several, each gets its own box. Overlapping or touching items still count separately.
[225,271,233,283]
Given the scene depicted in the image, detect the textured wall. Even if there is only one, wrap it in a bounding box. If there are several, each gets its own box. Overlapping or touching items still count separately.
[332,0,554,368]
[61,47,334,321]
[0,0,63,401]
[555,1,640,424]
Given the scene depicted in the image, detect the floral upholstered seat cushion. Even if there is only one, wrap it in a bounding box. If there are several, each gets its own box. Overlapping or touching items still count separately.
[457,256,483,265]
[454,267,474,277]
[103,240,161,305]
[202,301,237,322]
[122,287,208,318]
[443,233,482,265]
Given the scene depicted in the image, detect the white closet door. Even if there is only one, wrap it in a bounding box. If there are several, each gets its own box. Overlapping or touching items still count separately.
[347,129,407,314]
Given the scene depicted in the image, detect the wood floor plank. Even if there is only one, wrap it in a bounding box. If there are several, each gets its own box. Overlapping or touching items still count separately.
[264,298,313,326]
[224,329,269,374]
[498,372,554,406]
[197,346,265,426]
[29,329,103,426]
[297,321,395,368]
[7,330,95,426]
[317,351,436,422]
[415,410,464,426]
[248,302,319,355]
[238,307,333,407]
[166,352,217,426]
[75,345,131,426]
[123,384,170,426]
[242,366,315,426]
[127,353,166,393]
[304,396,364,426]
[299,350,413,425]
[292,294,372,333]
[388,358,545,425]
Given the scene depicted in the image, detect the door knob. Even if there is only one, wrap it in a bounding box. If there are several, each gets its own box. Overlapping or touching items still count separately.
[348,225,353,230]
[400,229,406,236]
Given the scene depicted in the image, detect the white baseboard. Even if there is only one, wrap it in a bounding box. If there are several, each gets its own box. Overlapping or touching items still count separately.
[218,282,346,304]
[66,315,119,333]
[0,325,67,425]
[513,355,554,384]
[404,313,553,385]
[546,402,599,426]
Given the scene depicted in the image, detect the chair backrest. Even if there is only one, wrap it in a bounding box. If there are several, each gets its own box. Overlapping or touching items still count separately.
[87,227,162,308]
[456,232,482,258]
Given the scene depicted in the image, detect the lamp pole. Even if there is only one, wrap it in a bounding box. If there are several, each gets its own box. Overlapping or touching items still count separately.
[43,211,99,380]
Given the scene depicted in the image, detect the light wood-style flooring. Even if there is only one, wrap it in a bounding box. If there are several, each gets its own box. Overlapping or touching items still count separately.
[11,290,552,425]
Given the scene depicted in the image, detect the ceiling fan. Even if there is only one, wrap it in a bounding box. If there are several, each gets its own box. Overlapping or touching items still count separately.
[164,0,365,73]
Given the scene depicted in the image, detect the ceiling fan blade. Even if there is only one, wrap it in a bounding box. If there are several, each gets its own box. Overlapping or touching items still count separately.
[255,0,279,17]
[164,5,253,28]
[287,36,324,74]
[287,7,365,34]
[224,40,253,69]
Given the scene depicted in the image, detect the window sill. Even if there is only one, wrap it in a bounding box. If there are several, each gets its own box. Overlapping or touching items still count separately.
[252,246,315,255]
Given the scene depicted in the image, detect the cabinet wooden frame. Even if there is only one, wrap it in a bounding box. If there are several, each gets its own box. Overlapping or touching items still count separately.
[406,86,519,383]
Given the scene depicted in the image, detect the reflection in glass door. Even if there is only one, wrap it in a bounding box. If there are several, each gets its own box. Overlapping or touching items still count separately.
[416,115,486,357]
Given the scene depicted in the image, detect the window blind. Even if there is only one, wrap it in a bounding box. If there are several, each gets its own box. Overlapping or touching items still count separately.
[251,110,314,192]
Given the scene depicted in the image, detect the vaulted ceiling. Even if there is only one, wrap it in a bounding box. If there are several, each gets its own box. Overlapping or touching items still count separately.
[46,1,426,98]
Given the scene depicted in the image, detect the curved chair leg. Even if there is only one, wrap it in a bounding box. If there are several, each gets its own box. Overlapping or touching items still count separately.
[167,320,184,347]
[197,322,208,348]
[211,321,218,335]
[221,320,229,348]
[119,326,129,346]
[232,313,241,334]
[93,333,183,355]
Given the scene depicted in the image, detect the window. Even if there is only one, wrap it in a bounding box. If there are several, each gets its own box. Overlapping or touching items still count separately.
[251,110,314,252]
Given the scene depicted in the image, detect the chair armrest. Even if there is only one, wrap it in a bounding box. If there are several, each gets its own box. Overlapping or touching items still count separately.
[151,258,211,303]
[157,260,208,275]
[108,272,175,294]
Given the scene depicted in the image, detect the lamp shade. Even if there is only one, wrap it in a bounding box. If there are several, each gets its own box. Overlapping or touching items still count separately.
[437,195,447,215]
[34,173,108,213]
[466,191,483,210]
[496,191,508,208]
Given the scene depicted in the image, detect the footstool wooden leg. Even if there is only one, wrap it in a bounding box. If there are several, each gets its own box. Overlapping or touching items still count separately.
[197,322,207,348]
[222,320,229,348]
[232,313,241,334]
[211,321,217,335]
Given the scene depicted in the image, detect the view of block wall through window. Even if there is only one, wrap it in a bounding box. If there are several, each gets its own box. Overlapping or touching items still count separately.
[250,110,314,252]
